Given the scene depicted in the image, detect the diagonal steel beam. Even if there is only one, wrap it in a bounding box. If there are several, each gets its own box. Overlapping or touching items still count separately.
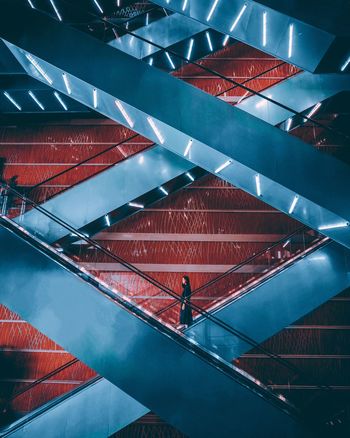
[151,0,350,73]
[2,1,350,250]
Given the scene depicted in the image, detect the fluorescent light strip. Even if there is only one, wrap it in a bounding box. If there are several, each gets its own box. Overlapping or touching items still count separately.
[25,54,53,85]
[105,215,111,227]
[27,0,35,8]
[288,195,299,214]
[165,52,175,70]
[341,55,350,72]
[187,38,194,60]
[230,4,247,32]
[149,57,154,66]
[28,91,44,110]
[147,117,165,144]
[117,0,120,6]
[49,0,62,21]
[255,174,261,196]
[93,88,98,109]
[184,139,193,156]
[262,12,267,47]
[160,186,169,196]
[306,102,321,120]
[285,118,292,132]
[206,32,213,52]
[54,91,68,110]
[3,92,22,111]
[282,239,290,248]
[128,202,144,209]
[288,24,293,58]
[215,160,231,174]
[207,0,219,21]
[115,100,134,128]
[182,0,188,11]
[223,35,230,46]
[319,222,349,231]
[146,13,149,25]
[186,172,194,182]
[93,0,104,14]
[62,73,71,94]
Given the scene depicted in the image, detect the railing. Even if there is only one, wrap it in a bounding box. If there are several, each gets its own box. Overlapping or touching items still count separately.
[0,185,332,429]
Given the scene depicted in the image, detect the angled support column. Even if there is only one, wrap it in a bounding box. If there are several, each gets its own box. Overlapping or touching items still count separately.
[152,0,350,73]
[2,2,350,247]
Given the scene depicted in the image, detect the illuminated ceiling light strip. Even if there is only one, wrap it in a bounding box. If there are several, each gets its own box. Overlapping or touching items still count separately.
[93,88,98,109]
[115,100,134,128]
[62,73,71,95]
[186,172,194,182]
[282,239,290,248]
[341,55,350,72]
[215,160,231,173]
[165,52,175,70]
[93,0,104,14]
[146,13,149,25]
[230,4,247,32]
[255,174,261,197]
[319,222,349,231]
[25,54,53,85]
[149,57,154,66]
[54,91,68,110]
[288,195,299,214]
[3,92,22,111]
[27,0,35,8]
[105,215,111,227]
[184,139,193,156]
[28,90,44,110]
[223,35,230,46]
[288,24,293,58]
[262,12,267,47]
[237,90,249,104]
[207,0,219,21]
[128,202,144,209]
[160,186,169,196]
[147,117,164,144]
[285,117,292,132]
[117,0,120,6]
[187,38,194,60]
[182,0,188,11]
[206,32,213,52]
[49,0,62,21]
[306,102,321,120]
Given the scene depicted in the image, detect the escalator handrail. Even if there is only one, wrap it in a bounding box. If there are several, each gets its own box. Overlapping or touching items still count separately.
[156,224,313,316]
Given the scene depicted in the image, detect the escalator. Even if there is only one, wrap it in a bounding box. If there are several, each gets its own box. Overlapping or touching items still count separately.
[1,185,349,436]
[2,0,350,249]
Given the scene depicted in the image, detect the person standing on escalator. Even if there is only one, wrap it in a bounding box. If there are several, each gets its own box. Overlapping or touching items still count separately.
[179,275,193,328]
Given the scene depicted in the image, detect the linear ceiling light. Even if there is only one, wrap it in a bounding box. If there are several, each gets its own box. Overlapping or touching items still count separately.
[147,117,165,144]
[25,54,53,85]
[115,100,134,128]
[230,4,247,32]
[207,0,219,21]
[128,202,144,209]
[49,0,62,21]
[215,160,231,173]
[206,32,213,52]
[28,90,44,110]
[187,38,194,60]
[4,92,22,110]
[54,91,68,110]
[319,222,349,231]
[288,195,299,214]
[93,0,104,14]
[288,24,294,58]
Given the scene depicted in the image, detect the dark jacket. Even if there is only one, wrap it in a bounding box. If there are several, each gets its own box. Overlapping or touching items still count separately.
[179,283,193,326]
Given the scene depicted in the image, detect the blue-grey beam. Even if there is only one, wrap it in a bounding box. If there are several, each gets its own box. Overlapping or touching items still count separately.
[18,146,195,242]
[0,222,307,438]
[2,4,350,249]
[0,378,148,438]
[151,0,350,73]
